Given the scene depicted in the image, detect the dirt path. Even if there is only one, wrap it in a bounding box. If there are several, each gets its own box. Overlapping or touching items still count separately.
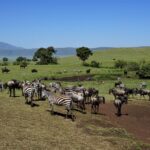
[98,101,150,143]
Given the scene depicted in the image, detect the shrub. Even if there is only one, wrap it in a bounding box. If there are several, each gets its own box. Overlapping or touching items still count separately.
[127,62,140,71]
[20,61,28,68]
[114,60,127,69]
[13,61,20,65]
[90,60,100,68]
[137,63,150,79]
[86,69,91,74]
[1,62,8,66]
[83,62,90,66]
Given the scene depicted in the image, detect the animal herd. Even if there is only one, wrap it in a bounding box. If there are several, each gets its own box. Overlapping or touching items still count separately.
[0,79,150,121]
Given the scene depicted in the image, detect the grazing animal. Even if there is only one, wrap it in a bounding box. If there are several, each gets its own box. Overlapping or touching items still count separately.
[49,82,63,93]
[0,81,4,92]
[84,88,99,104]
[32,80,45,100]
[23,84,35,107]
[109,88,126,99]
[42,89,75,121]
[114,95,128,116]
[91,95,105,114]
[4,80,21,97]
[136,89,150,100]
[67,91,86,113]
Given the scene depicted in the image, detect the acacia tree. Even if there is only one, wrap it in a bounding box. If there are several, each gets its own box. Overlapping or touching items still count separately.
[3,57,8,62]
[76,47,93,64]
[33,47,57,65]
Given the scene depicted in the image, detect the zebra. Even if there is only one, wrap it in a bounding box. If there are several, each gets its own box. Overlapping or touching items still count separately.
[42,89,76,121]
[90,95,105,114]
[23,84,36,107]
[49,82,62,93]
[32,80,44,100]
[114,95,128,116]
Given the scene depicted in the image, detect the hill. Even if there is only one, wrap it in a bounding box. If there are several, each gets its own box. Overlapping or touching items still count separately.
[0,42,113,58]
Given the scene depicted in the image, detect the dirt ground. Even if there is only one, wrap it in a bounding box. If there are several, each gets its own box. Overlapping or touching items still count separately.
[96,101,150,144]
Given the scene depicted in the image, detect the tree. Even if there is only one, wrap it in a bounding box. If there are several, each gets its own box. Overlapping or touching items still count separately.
[16,56,27,62]
[76,47,93,64]
[33,47,57,65]
[3,57,8,62]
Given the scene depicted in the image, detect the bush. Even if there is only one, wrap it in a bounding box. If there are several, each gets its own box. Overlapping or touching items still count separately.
[114,60,127,69]
[137,63,150,79]
[1,62,8,66]
[13,61,20,65]
[86,69,91,74]
[83,62,90,67]
[31,69,38,73]
[20,61,28,68]
[90,60,100,68]
[127,62,140,71]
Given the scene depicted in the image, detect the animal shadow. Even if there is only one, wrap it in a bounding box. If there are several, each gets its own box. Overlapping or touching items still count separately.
[46,110,73,120]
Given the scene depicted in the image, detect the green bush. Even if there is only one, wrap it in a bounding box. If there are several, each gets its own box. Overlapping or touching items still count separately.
[137,63,150,79]
[114,60,127,69]
[90,60,100,68]
[127,62,140,71]
[83,62,90,66]
[13,61,20,65]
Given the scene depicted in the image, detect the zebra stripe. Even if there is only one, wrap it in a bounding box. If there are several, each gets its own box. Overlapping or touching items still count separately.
[43,90,75,121]
[23,85,35,106]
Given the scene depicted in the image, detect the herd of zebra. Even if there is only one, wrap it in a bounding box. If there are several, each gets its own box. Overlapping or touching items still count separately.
[0,79,150,120]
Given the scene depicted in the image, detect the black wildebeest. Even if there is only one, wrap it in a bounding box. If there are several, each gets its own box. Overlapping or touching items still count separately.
[4,80,22,97]
[114,95,128,116]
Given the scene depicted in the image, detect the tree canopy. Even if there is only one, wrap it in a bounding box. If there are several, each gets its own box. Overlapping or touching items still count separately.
[33,47,57,65]
[76,47,93,63]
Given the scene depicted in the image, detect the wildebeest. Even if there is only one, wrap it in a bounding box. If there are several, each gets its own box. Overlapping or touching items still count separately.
[114,95,128,116]
[135,88,150,100]
[91,95,105,114]
[109,88,126,99]
[84,88,99,104]
[66,91,86,113]
[4,80,22,97]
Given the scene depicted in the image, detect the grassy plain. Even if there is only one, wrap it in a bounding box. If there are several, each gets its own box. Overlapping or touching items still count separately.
[0,47,150,149]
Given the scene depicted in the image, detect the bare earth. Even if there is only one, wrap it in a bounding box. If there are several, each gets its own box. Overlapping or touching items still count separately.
[99,101,150,144]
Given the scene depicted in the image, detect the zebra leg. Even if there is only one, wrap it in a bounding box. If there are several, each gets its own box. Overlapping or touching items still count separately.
[13,88,15,97]
[30,97,34,107]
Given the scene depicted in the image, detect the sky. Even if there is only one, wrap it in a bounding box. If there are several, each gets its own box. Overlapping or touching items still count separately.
[0,0,150,48]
